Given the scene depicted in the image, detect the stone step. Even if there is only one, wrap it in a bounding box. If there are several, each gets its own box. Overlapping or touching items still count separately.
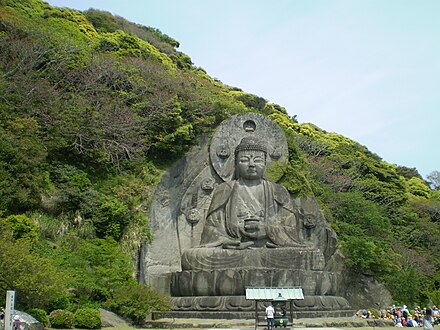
[152,310,357,320]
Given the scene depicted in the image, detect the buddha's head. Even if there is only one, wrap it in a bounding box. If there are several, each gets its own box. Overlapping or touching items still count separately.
[235,137,267,180]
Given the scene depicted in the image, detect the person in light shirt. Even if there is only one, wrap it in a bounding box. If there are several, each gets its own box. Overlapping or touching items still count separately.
[265,304,275,330]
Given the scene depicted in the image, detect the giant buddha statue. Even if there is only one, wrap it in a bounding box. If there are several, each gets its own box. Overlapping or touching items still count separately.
[140,113,391,316]
[200,136,301,249]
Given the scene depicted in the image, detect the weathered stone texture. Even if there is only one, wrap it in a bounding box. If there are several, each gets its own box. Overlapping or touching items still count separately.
[140,113,391,313]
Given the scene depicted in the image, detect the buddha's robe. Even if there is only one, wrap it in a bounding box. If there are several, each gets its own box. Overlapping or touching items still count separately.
[200,179,301,248]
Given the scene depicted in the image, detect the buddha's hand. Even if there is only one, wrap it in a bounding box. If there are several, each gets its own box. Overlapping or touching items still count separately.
[222,240,240,249]
[223,241,255,249]
[242,219,267,239]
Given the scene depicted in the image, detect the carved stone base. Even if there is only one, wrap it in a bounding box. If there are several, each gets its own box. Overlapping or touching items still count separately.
[172,269,336,296]
[155,309,357,319]
[181,247,325,270]
[171,295,351,312]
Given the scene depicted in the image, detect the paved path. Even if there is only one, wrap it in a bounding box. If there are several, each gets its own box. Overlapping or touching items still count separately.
[147,317,394,329]
[205,328,345,330]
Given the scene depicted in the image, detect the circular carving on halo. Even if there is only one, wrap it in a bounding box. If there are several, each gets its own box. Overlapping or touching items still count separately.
[200,178,215,193]
[243,120,256,132]
[159,195,169,207]
[209,113,288,182]
[186,208,201,224]
[270,148,282,160]
[216,144,230,159]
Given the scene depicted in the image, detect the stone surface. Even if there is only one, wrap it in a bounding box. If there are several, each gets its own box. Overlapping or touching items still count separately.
[145,316,395,328]
[180,247,325,270]
[140,113,391,314]
[169,295,351,312]
[11,311,44,330]
[172,269,336,296]
[99,308,129,328]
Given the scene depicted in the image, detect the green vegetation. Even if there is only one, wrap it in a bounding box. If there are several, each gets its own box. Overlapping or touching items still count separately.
[73,308,102,329]
[290,123,440,305]
[0,0,439,324]
[49,309,75,329]
[28,308,50,327]
[103,283,171,324]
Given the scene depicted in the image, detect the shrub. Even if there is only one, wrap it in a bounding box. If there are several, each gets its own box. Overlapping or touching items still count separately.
[340,236,393,276]
[0,230,71,310]
[103,283,171,325]
[74,308,102,329]
[0,214,39,242]
[27,308,49,326]
[49,309,74,328]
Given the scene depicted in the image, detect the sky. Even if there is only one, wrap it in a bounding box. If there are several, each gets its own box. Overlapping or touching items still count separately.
[45,0,440,178]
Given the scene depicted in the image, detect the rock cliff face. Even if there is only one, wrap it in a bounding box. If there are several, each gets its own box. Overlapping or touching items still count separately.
[139,113,391,315]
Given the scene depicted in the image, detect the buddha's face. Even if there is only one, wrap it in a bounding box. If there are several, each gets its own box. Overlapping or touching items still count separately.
[237,150,266,180]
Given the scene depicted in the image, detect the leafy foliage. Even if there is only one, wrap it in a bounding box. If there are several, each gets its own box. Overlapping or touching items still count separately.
[0,118,47,213]
[382,266,430,306]
[290,119,440,304]
[73,308,102,329]
[103,283,171,325]
[0,229,70,310]
[339,236,394,275]
[407,177,431,198]
[325,191,390,237]
[27,308,49,327]
[49,309,75,329]
[0,214,39,242]
[36,236,135,305]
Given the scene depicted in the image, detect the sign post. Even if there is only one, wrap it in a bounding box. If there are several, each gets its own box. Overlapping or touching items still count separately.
[4,291,15,330]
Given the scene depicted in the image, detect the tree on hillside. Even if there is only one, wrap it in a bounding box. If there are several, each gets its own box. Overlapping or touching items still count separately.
[0,229,70,310]
[427,171,440,190]
[396,166,424,180]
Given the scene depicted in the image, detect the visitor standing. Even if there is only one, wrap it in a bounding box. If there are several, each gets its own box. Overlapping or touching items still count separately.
[402,305,409,321]
[279,305,287,317]
[13,315,20,330]
[265,304,275,330]
[396,308,402,325]
[423,308,434,330]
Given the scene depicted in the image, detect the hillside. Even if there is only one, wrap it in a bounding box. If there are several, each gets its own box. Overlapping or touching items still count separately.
[1,0,440,323]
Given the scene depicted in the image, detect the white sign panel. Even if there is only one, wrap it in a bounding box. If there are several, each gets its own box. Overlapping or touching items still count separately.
[4,291,15,330]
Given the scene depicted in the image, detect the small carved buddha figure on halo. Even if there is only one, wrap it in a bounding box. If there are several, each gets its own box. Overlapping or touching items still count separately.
[200,136,302,249]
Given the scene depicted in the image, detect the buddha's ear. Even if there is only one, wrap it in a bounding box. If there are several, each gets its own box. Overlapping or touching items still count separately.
[233,165,238,180]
